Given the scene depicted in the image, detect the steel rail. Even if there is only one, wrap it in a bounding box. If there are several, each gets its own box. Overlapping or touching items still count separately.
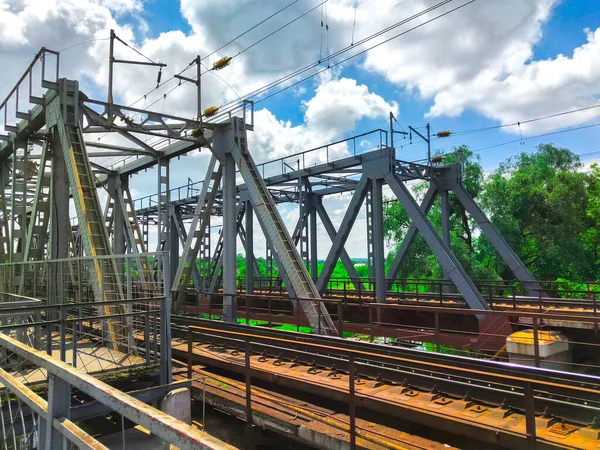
[174,316,600,426]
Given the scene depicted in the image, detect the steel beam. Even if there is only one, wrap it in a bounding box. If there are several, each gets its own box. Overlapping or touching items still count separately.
[385,173,489,310]
[316,175,369,292]
[222,152,237,322]
[440,189,451,290]
[452,183,542,295]
[245,200,254,293]
[387,185,437,280]
[372,178,386,303]
[314,199,363,290]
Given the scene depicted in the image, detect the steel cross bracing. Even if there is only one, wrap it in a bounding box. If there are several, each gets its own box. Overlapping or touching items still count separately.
[172,155,222,311]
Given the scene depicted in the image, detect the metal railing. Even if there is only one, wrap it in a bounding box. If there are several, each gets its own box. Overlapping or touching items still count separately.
[132,128,389,211]
[0,48,59,142]
[240,276,600,312]
[0,328,229,450]
[179,291,600,373]
[0,252,167,303]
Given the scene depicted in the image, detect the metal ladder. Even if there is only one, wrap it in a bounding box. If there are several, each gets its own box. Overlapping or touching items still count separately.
[229,118,336,335]
[50,92,131,352]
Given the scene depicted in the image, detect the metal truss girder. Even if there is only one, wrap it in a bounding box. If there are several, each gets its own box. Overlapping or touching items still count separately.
[316,175,370,292]
[237,205,262,284]
[387,185,437,279]
[385,173,489,310]
[227,118,336,334]
[452,183,542,295]
[172,155,222,312]
[315,199,364,290]
[10,140,28,264]
[171,206,203,292]
[0,163,10,262]
[116,183,152,289]
[207,202,246,292]
[22,142,51,263]
[81,105,159,157]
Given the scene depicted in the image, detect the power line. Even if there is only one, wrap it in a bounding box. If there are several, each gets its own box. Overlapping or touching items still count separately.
[208,0,464,121]
[232,1,327,60]
[58,38,109,53]
[439,103,600,139]
[203,0,300,62]
[472,122,600,153]
[252,1,475,106]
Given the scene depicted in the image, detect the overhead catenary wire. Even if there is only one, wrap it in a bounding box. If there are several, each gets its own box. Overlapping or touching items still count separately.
[232,0,328,61]
[434,103,600,140]
[202,0,300,62]
[93,0,325,127]
[58,38,109,53]
[472,122,600,154]
[206,0,467,121]
[90,0,470,170]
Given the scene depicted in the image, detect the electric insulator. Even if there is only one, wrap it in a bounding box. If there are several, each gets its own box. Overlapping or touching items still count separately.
[431,155,444,164]
[203,106,219,117]
[436,130,451,138]
[212,57,232,71]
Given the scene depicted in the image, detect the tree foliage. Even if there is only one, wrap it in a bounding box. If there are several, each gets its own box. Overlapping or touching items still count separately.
[384,143,600,283]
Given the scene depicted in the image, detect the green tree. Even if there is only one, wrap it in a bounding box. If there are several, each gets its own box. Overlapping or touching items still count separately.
[481,143,597,281]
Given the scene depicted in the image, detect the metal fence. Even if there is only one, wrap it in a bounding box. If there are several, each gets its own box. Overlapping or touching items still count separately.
[0,252,167,304]
[0,252,172,383]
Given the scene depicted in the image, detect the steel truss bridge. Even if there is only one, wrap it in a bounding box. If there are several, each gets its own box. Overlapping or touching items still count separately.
[0,47,599,449]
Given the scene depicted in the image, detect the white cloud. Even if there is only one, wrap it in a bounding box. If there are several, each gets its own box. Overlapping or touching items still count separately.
[304,77,398,140]
[355,0,600,133]
[249,76,395,167]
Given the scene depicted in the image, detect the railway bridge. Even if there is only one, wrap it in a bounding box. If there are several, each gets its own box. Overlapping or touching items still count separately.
[0,46,597,449]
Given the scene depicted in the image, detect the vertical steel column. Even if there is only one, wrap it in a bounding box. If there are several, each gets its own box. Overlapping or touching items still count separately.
[309,199,318,280]
[46,374,71,449]
[245,200,254,294]
[440,189,451,292]
[157,158,170,256]
[223,153,237,322]
[10,139,28,264]
[365,185,375,283]
[161,252,173,384]
[0,162,10,263]
[170,208,179,287]
[109,177,125,255]
[298,178,310,269]
[372,179,386,303]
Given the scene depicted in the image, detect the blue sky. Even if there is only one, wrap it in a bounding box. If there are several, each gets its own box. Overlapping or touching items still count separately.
[1,0,599,258]
[129,0,600,172]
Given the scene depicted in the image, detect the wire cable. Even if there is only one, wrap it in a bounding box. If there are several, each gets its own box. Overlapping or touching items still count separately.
[208,0,462,120]
[439,103,600,139]
[232,0,327,61]
[472,122,600,154]
[203,0,300,62]
[58,38,109,53]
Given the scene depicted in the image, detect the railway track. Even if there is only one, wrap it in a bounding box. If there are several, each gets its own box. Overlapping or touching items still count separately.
[172,315,600,432]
